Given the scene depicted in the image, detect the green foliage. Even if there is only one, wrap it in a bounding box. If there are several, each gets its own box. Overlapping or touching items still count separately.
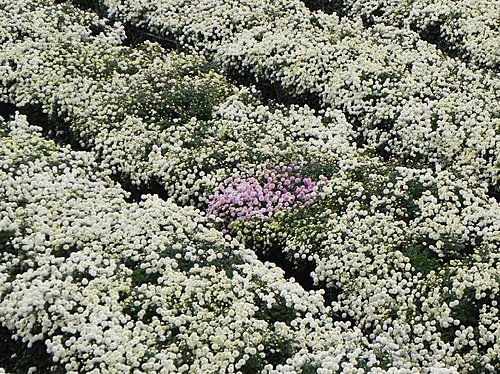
[240,354,264,373]
[254,299,300,325]
[300,361,320,373]
[262,335,294,367]
[400,243,440,275]
[51,243,78,259]
[130,267,160,286]
[112,70,231,127]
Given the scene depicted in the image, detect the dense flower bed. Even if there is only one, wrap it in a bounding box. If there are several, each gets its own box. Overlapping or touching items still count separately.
[307,0,500,72]
[0,115,388,373]
[0,0,499,372]
[0,0,357,207]
[211,160,500,371]
[82,0,500,192]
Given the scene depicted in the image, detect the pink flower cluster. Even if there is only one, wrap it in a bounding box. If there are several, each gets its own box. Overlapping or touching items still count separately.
[208,165,326,224]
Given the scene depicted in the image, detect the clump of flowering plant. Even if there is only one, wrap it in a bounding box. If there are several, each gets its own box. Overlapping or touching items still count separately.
[207,164,328,225]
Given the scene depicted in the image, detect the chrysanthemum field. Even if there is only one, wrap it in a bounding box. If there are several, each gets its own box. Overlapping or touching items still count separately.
[0,0,498,372]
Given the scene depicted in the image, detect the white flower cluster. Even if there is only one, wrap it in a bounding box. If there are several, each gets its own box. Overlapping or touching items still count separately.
[0,0,358,207]
[230,159,500,371]
[0,115,391,373]
[92,0,500,190]
[315,0,500,71]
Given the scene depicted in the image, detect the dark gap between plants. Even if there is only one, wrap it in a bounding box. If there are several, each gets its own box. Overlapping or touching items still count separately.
[487,184,500,203]
[261,243,318,292]
[223,68,323,111]
[0,326,65,374]
[0,102,17,120]
[409,22,460,60]
[260,242,346,308]
[302,0,347,16]
[239,236,356,324]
